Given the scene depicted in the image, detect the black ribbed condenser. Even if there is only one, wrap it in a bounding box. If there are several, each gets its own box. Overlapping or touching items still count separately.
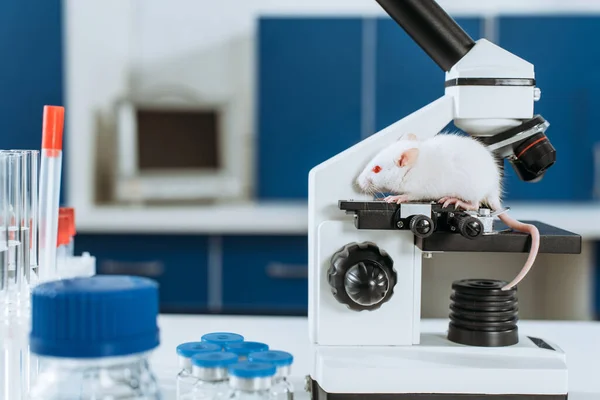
[447,279,519,347]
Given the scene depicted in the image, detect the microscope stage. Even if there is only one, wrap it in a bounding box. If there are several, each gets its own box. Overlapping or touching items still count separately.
[415,220,580,253]
[309,333,567,399]
[339,200,581,254]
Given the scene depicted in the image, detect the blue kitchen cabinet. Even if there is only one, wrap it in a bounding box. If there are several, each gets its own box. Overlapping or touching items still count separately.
[0,0,63,149]
[257,17,364,200]
[74,234,210,313]
[0,0,65,201]
[221,235,308,314]
[498,16,600,201]
[374,17,483,132]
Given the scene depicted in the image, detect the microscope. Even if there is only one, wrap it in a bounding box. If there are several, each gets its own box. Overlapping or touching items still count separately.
[307,0,582,399]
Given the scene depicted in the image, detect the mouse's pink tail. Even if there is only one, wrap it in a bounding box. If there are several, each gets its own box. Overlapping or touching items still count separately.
[497,213,540,291]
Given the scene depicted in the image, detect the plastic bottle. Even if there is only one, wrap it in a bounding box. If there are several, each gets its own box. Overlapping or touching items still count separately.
[177,342,222,399]
[182,352,238,399]
[224,342,269,361]
[248,351,294,399]
[227,362,276,400]
[28,275,161,399]
[202,332,244,347]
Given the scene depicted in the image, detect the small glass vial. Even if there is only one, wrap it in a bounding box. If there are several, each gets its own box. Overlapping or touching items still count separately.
[183,352,238,399]
[248,351,294,399]
[28,275,162,399]
[224,342,269,361]
[227,362,276,400]
[177,342,222,399]
[202,332,244,347]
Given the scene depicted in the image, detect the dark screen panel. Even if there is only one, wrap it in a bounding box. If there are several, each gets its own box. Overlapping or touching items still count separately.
[136,109,220,170]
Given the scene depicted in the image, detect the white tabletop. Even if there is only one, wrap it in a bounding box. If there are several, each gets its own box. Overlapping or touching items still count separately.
[153,315,600,399]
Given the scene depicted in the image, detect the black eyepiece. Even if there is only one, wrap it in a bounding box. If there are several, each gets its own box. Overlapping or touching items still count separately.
[509,132,556,182]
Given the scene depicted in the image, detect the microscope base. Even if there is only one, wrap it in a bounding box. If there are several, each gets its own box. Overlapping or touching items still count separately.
[309,381,566,399]
[309,333,567,399]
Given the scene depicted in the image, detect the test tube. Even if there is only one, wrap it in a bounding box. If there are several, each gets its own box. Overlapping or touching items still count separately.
[5,151,24,314]
[38,106,65,283]
[0,153,8,313]
[21,150,39,288]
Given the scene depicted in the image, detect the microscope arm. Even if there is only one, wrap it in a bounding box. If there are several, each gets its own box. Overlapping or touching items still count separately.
[308,95,454,343]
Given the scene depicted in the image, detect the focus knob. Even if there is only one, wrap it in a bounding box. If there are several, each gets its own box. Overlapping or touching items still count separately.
[450,213,483,240]
[458,215,483,239]
[327,242,396,311]
[409,215,434,238]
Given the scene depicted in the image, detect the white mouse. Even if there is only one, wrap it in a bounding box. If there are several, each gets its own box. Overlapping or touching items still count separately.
[356,132,540,291]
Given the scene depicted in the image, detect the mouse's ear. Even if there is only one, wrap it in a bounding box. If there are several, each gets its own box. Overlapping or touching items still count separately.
[395,148,419,167]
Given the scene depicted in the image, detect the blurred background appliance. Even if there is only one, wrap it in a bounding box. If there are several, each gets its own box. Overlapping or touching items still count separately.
[114,97,249,203]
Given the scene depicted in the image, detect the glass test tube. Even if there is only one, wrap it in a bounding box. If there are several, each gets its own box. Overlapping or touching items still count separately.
[20,150,39,289]
[0,153,8,312]
[38,106,64,283]
[0,152,26,400]
[22,150,40,398]
[0,151,40,400]
[3,151,24,315]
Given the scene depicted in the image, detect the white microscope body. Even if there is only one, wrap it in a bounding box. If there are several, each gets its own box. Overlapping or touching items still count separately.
[307,1,577,398]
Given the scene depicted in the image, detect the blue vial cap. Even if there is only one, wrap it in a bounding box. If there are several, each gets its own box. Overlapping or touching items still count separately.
[201,332,244,346]
[30,276,159,358]
[224,341,269,357]
[228,362,276,378]
[192,351,238,368]
[248,350,293,367]
[177,342,222,358]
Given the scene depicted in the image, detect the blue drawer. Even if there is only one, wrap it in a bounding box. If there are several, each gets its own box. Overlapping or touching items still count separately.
[221,235,308,314]
[74,234,210,313]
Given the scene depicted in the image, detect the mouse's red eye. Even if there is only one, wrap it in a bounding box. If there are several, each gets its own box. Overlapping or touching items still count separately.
[372,165,382,174]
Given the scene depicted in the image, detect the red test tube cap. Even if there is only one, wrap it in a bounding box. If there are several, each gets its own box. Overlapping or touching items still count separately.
[57,213,71,247]
[42,105,65,151]
[59,207,76,237]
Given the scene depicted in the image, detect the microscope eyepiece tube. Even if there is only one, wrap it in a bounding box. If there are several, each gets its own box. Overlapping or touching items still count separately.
[375,0,475,71]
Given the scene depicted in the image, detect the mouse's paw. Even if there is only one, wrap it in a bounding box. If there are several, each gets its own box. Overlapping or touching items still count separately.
[439,197,478,211]
[384,194,411,204]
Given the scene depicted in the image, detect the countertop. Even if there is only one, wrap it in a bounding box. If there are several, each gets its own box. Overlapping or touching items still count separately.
[152,315,600,399]
[75,201,600,237]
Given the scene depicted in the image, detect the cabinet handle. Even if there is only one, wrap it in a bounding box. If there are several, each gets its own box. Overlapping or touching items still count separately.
[265,262,308,279]
[100,260,165,277]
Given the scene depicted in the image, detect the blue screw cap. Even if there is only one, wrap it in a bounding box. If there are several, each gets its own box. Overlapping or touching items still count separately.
[177,342,222,358]
[201,332,244,346]
[30,276,159,358]
[228,362,276,378]
[224,341,269,357]
[192,351,238,368]
[248,350,293,367]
